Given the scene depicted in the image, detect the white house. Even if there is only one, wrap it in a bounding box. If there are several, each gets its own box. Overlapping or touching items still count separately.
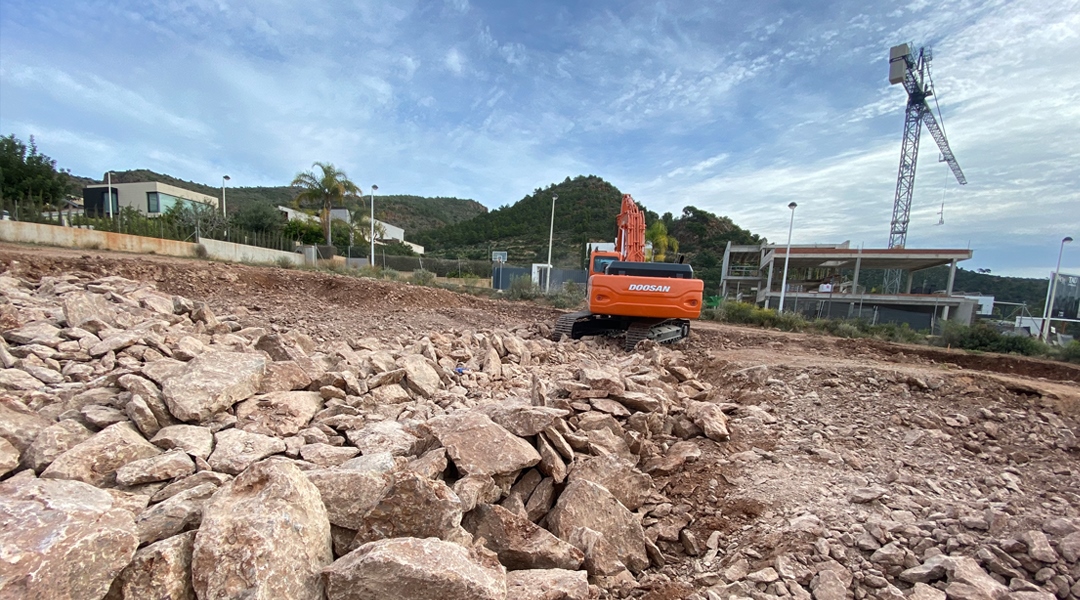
[82,182,219,217]
[277,206,424,254]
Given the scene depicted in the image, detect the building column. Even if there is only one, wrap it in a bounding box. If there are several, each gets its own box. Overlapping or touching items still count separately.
[905,271,913,294]
[942,259,957,320]
[721,241,732,298]
[849,252,862,317]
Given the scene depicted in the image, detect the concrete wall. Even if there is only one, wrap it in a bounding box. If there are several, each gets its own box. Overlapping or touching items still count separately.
[0,221,304,266]
[197,238,303,266]
[0,221,198,257]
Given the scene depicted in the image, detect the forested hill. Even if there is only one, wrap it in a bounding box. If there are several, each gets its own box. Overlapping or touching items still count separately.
[411,175,626,265]
[74,170,486,235]
[411,175,766,294]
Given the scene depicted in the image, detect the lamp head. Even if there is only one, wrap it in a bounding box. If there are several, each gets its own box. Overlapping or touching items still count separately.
[553,194,558,201]
[788,202,797,210]
[1065,236,1074,244]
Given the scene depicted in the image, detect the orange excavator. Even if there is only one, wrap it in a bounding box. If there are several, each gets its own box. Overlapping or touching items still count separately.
[552,194,704,350]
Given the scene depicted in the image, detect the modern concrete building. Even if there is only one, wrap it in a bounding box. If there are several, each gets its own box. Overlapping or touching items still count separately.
[83,182,219,217]
[276,206,424,254]
[719,241,977,329]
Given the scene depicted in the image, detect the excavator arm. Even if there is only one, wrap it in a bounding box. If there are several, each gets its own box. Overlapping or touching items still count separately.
[615,194,646,262]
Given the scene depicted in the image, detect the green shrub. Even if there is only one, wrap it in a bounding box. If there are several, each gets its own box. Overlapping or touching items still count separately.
[1060,341,1080,364]
[506,276,540,300]
[410,269,436,286]
[275,256,295,269]
[548,281,586,310]
[939,322,1046,356]
[194,244,208,259]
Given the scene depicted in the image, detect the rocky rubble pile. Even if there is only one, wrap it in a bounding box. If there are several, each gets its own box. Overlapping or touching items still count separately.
[0,272,732,599]
[0,271,1078,600]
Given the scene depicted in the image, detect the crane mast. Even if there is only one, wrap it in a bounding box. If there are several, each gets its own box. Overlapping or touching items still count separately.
[884,44,967,294]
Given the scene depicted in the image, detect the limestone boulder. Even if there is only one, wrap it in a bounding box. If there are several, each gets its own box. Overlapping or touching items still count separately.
[346,420,420,457]
[41,422,162,487]
[323,537,507,600]
[207,428,286,475]
[685,400,730,441]
[567,453,653,511]
[114,530,196,600]
[351,471,463,548]
[0,398,51,452]
[234,390,323,437]
[0,437,17,476]
[162,350,267,422]
[192,460,332,600]
[426,411,540,476]
[3,320,63,345]
[399,354,442,398]
[115,449,196,486]
[507,569,591,600]
[547,479,648,573]
[300,443,360,467]
[259,360,314,393]
[578,368,624,396]
[463,503,584,571]
[0,477,138,600]
[136,482,217,545]
[477,402,570,437]
[305,469,392,530]
[21,419,93,473]
[151,424,214,460]
[567,526,627,576]
[63,291,118,328]
[0,367,47,391]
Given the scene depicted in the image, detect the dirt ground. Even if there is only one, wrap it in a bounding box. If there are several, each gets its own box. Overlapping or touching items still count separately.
[2,242,1078,599]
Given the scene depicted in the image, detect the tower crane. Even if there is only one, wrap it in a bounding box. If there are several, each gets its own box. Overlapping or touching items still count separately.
[883,44,967,294]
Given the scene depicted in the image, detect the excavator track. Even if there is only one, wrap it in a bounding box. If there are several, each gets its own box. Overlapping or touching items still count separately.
[552,311,691,350]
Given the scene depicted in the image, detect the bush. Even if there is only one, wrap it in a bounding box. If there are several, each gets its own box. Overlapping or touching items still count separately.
[506,276,540,300]
[410,269,436,286]
[275,256,295,269]
[194,244,208,259]
[939,322,1046,356]
[1059,341,1080,364]
[548,281,586,310]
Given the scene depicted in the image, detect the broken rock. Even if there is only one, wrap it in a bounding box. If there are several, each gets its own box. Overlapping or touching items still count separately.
[206,428,286,475]
[0,477,138,600]
[192,460,332,600]
[41,422,162,487]
[463,503,584,570]
[547,479,648,573]
[162,350,267,422]
[426,411,540,476]
[323,536,507,600]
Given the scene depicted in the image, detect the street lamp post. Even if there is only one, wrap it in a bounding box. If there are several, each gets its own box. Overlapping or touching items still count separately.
[222,175,230,238]
[1041,236,1074,342]
[546,193,557,293]
[369,185,378,267]
[777,202,798,312]
[106,171,113,219]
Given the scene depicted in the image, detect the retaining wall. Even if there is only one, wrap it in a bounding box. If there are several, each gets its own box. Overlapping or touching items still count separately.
[0,221,197,257]
[0,221,305,266]
[198,238,303,266]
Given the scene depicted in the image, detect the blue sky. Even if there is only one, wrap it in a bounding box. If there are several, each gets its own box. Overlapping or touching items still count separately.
[1,0,1078,278]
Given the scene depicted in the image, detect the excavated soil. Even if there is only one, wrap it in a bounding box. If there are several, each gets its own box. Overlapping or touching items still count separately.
[2,242,1078,599]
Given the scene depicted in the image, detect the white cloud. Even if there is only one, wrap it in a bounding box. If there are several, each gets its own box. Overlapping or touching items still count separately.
[444,48,465,74]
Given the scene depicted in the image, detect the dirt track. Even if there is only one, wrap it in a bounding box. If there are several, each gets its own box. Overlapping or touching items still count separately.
[2,242,1078,599]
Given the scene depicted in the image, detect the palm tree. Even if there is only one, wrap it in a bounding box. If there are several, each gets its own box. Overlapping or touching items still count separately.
[290,162,361,245]
[646,221,679,262]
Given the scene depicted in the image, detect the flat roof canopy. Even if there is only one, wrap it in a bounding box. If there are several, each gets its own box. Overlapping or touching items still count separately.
[766,247,972,272]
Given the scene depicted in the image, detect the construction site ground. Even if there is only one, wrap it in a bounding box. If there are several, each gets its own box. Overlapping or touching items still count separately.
[2,241,1078,600]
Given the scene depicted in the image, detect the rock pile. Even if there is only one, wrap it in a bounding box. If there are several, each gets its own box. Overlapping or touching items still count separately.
[1,270,1078,600]
[0,272,726,599]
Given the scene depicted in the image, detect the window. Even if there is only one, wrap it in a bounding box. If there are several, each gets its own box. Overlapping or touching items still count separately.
[147,192,160,213]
